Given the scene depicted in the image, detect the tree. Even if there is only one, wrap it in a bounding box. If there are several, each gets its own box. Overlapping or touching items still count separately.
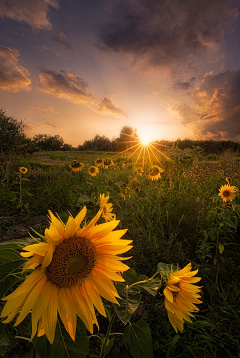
[112,126,138,151]
[0,109,26,153]
[32,134,64,151]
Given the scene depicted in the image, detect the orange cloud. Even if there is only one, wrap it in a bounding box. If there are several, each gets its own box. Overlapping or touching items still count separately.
[0,46,31,92]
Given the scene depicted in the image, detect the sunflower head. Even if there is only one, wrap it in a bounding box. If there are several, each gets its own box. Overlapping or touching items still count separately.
[0,205,132,344]
[148,165,164,181]
[88,166,99,176]
[103,159,114,169]
[99,193,116,221]
[163,263,202,333]
[95,158,103,167]
[218,184,238,202]
[117,162,125,169]
[69,161,84,172]
[19,167,28,174]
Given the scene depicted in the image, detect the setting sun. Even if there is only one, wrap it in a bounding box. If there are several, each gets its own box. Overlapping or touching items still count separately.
[138,127,157,146]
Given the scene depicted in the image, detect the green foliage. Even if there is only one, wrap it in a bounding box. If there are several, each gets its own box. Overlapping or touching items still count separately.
[123,319,153,358]
[0,109,26,153]
[33,319,87,358]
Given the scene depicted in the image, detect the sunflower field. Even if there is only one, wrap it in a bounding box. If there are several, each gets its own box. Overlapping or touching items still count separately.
[0,148,240,358]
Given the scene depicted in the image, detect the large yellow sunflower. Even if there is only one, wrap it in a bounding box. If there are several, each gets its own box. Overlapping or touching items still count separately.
[1,208,132,344]
[163,263,202,333]
[218,184,238,202]
[99,194,116,221]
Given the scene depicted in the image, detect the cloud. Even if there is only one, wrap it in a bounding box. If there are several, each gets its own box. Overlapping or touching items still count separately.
[52,37,76,54]
[98,0,239,69]
[173,70,240,140]
[173,77,196,91]
[44,119,64,128]
[38,69,93,103]
[31,106,59,115]
[0,0,59,30]
[97,97,127,117]
[0,45,31,92]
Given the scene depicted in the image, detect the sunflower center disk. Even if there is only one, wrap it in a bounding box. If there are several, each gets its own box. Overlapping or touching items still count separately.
[45,237,96,288]
[223,190,230,197]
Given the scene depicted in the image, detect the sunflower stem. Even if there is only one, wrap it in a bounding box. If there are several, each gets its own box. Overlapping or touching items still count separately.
[100,311,116,358]
[15,335,31,342]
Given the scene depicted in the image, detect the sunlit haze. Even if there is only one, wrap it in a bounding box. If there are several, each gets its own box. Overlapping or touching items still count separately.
[0,0,240,146]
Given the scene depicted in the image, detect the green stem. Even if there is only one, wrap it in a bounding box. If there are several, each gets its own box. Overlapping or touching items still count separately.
[127,271,160,290]
[15,336,31,342]
[100,311,116,358]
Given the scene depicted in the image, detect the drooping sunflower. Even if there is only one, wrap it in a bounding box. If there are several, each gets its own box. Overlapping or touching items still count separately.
[1,208,132,344]
[69,161,84,172]
[19,167,28,174]
[163,263,202,333]
[99,193,116,221]
[95,158,103,167]
[148,165,164,181]
[88,166,99,177]
[103,159,114,169]
[218,184,238,202]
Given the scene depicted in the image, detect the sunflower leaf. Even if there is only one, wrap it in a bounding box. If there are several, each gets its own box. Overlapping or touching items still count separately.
[114,283,141,325]
[0,247,26,299]
[123,319,153,358]
[33,318,87,358]
[157,262,178,273]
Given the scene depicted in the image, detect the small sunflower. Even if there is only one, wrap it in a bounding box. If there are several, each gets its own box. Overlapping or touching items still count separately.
[19,167,28,174]
[69,161,84,172]
[163,263,202,333]
[103,159,114,169]
[148,165,164,181]
[218,184,238,202]
[88,166,99,177]
[99,193,116,221]
[95,158,103,167]
[1,207,132,344]
[117,162,125,169]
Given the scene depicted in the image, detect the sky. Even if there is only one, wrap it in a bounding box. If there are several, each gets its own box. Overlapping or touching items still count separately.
[0,0,240,146]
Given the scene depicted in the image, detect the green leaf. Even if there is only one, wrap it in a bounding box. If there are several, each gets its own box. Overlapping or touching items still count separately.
[0,322,17,355]
[0,247,26,299]
[0,237,38,249]
[123,319,153,358]
[218,244,224,254]
[114,283,141,325]
[33,318,87,358]
[136,276,160,296]
[166,335,181,358]
[77,195,91,205]
[122,268,139,285]
[157,262,178,274]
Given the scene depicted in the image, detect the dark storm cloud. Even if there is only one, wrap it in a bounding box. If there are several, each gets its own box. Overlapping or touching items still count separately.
[0,0,59,30]
[98,0,240,68]
[192,70,240,140]
[52,37,76,54]
[0,45,31,92]
[38,69,93,104]
[173,77,196,91]
[97,97,127,117]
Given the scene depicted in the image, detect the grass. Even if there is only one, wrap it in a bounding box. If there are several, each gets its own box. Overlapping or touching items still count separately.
[0,150,240,357]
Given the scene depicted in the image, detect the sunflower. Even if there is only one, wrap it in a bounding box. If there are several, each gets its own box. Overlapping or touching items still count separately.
[88,166,99,177]
[218,184,238,202]
[163,263,202,333]
[99,194,116,221]
[148,165,163,181]
[19,167,28,174]
[69,161,84,172]
[95,158,103,167]
[1,207,132,344]
[103,159,114,169]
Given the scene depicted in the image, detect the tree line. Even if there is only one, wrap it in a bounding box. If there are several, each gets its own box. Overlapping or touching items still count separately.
[0,109,240,155]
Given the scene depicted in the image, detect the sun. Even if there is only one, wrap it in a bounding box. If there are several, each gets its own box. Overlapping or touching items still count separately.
[138,127,156,146]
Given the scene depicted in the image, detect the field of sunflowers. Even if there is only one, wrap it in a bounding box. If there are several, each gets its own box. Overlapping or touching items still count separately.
[0,148,240,358]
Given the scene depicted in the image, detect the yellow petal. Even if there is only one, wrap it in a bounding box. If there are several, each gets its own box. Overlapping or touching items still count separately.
[40,283,58,344]
[164,287,173,303]
[71,285,93,333]
[65,216,76,239]
[41,243,54,269]
[58,288,76,341]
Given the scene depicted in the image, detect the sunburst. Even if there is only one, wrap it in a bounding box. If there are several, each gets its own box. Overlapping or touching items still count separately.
[112,131,172,169]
